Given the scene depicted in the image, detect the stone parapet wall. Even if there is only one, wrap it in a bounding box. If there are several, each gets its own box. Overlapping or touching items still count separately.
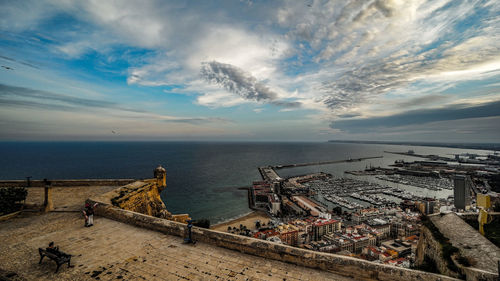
[416,225,459,278]
[0,179,135,188]
[461,266,499,281]
[91,198,458,281]
[416,214,500,281]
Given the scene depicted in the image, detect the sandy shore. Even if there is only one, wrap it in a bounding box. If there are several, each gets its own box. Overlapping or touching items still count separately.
[211,211,271,232]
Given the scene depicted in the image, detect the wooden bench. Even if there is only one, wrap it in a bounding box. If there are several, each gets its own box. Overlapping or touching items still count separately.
[38,248,72,273]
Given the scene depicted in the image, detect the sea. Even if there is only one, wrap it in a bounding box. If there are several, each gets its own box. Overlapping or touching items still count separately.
[0,141,494,224]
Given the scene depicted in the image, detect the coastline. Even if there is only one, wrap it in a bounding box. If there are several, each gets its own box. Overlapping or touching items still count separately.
[327,140,500,151]
[211,210,271,232]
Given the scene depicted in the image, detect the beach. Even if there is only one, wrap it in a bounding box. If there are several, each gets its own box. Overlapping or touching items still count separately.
[211,210,271,232]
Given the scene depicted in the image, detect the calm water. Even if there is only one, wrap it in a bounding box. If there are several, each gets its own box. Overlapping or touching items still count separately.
[0,142,492,224]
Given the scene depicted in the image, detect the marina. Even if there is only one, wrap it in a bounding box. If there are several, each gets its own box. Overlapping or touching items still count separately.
[376,174,453,191]
[303,177,425,211]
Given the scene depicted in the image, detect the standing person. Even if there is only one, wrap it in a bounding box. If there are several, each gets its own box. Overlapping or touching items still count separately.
[83,202,98,227]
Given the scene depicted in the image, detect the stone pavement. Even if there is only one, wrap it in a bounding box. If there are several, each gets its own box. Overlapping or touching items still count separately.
[25,186,117,211]
[0,186,356,281]
[0,212,356,281]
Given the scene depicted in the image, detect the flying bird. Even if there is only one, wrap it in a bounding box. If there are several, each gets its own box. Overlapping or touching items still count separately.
[1,65,13,70]
[111,130,116,134]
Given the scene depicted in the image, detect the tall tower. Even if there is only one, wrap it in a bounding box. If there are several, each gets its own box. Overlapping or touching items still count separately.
[454,175,471,210]
[154,165,167,189]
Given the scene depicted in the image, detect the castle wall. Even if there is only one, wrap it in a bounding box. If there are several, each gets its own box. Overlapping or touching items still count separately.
[100,180,172,219]
[416,224,460,278]
[0,179,135,188]
[416,214,499,281]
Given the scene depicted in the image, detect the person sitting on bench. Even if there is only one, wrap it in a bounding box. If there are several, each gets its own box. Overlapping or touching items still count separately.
[46,242,70,258]
[39,242,74,272]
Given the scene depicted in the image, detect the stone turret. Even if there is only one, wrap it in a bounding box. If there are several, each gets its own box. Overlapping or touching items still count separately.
[154,165,167,190]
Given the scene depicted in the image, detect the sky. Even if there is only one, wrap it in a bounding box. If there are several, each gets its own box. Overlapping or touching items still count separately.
[0,0,499,142]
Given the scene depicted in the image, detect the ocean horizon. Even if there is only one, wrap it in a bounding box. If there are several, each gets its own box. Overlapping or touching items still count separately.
[0,141,494,224]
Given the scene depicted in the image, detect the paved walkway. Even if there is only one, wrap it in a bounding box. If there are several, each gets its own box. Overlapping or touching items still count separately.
[25,186,117,211]
[0,187,355,281]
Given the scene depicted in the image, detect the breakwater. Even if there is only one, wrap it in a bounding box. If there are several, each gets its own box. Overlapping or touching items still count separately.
[273,156,383,169]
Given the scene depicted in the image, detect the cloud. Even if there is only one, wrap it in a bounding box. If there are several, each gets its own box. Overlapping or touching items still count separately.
[162,117,232,125]
[337,113,361,118]
[201,61,277,101]
[200,61,300,108]
[0,83,135,112]
[328,116,500,143]
[0,55,39,69]
[1,0,499,141]
[395,94,450,108]
[276,0,500,114]
[0,83,228,125]
[330,100,500,132]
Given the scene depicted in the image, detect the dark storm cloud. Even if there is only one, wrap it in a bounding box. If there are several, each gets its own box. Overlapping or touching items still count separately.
[200,61,300,108]
[330,100,500,132]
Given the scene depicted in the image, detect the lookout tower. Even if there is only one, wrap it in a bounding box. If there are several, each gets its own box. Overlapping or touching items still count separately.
[154,165,166,189]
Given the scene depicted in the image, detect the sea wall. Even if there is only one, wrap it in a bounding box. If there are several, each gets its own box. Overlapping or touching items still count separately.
[0,179,135,188]
[90,197,457,281]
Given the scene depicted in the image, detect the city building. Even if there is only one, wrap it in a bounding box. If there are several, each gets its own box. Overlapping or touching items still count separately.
[281,196,306,216]
[366,219,391,240]
[391,222,419,240]
[306,241,339,253]
[253,229,280,240]
[291,196,325,217]
[331,237,354,253]
[268,194,281,215]
[310,218,341,241]
[453,175,473,210]
[416,199,438,215]
[381,240,412,257]
[276,224,299,246]
[476,193,491,209]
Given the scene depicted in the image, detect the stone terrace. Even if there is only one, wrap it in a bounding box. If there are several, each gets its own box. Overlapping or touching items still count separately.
[0,187,355,281]
[25,186,117,211]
